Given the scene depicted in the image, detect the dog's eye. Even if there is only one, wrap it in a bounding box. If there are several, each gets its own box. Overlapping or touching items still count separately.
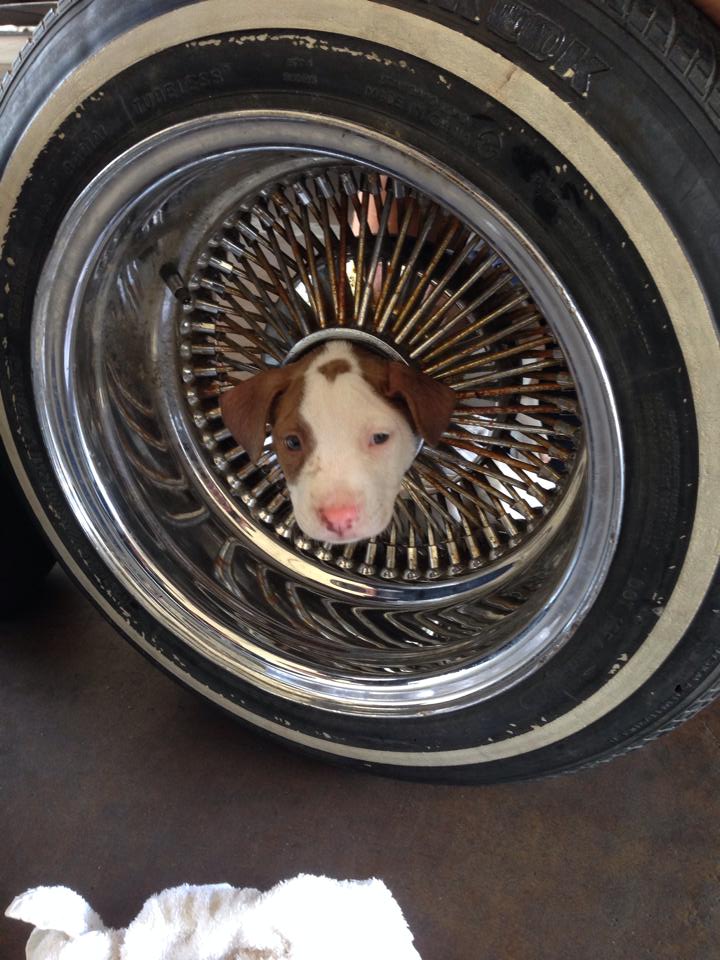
[285,435,302,451]
[372,433,390,445]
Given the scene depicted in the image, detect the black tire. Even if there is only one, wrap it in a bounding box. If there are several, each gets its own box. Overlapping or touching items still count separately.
[0,468,54,616]
[0,0,718,782]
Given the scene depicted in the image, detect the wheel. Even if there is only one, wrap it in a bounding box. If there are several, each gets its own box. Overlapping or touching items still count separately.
[0,0,718,782]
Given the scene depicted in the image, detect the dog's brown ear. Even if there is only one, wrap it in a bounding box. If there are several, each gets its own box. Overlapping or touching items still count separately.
[386,362,456,446]
[219,366,291,463]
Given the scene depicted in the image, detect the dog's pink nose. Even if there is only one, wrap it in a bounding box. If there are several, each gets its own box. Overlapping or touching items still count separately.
[319,502,359,534]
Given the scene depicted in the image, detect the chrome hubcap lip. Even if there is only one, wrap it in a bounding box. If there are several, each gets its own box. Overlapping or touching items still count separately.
[283,328,408,365]
[32,112,623,715]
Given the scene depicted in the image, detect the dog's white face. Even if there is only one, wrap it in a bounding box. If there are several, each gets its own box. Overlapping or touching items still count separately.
[275,342,419,542]
[220,341,456,544]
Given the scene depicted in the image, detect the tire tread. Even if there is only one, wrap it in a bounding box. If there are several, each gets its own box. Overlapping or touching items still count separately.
[0,0,79,102]
[587,0,720,129]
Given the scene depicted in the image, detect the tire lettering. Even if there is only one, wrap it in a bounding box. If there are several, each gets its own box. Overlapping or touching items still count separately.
[61,124,107,175]
[362,80,503,157]
[127,65,231,119]
[283,55,318,86]
[282,72,318,84]
[487,1,609,97]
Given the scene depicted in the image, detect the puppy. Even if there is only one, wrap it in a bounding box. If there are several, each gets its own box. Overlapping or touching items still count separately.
[220,340,456,543]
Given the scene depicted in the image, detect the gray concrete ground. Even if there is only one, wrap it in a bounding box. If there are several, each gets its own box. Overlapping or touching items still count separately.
[2,567,719,959]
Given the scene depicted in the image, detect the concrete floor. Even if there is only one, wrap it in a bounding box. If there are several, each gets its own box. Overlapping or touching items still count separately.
[2,567,719,959]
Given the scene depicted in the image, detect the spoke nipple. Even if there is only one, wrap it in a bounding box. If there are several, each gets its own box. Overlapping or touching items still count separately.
[550,417,579,437]
[274,517,294,539]
[252,204,275,228]
[340,172,356,195]
[537,464,560,482]
[337,543,357,569]
[314,543,334,562]
[227,473,243,492]
[237,220,261,243]
[258,493,286,523]
[160,262,193,306]
[292,182,312,213]
[365,172,381,195]
[315,175,333,199]
[549,396,579,413]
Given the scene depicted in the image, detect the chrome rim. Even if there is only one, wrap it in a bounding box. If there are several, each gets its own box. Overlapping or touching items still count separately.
[33,112,623,715]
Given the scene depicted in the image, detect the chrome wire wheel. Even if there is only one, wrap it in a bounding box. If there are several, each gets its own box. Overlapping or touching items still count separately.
[188,164,582,581]
[33,112,623,715]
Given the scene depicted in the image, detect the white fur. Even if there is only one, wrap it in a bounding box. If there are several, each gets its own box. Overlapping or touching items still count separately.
[288,342,417,543]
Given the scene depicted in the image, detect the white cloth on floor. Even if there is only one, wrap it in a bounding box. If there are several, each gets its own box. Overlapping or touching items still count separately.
[6,874,422,960]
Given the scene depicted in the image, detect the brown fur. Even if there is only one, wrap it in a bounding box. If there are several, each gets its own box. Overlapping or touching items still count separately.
[318,358,351,382]
[356,349,456,445]
[218,352,315,464]
[271,376,316,484]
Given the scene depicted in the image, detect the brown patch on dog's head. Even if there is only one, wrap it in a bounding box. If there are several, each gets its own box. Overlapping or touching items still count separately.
[219,352,316,464]
[271,375,316,484]
[356,348,456,446]
[318,358,351,382]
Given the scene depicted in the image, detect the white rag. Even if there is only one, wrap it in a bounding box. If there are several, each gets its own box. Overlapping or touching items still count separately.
[5,874,422,960]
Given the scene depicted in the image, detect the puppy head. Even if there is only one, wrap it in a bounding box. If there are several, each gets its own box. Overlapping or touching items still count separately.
[220,341,456,543]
